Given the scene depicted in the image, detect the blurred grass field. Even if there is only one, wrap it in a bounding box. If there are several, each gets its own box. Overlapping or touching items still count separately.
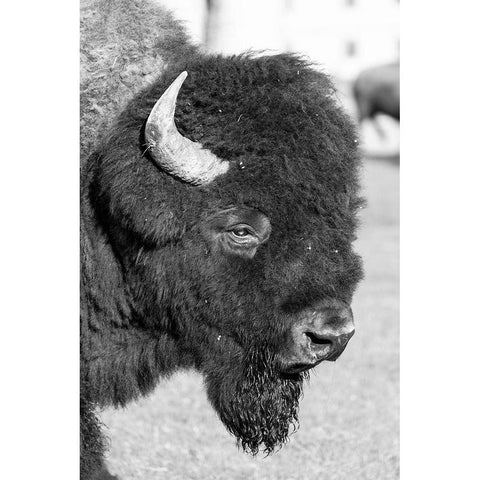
[99,156,399,480]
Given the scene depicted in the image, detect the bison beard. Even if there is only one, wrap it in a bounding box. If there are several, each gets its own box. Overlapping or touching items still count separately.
[204,345,305,455]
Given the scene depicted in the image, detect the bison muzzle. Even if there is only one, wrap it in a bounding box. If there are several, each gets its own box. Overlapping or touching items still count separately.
[278,299,355,374]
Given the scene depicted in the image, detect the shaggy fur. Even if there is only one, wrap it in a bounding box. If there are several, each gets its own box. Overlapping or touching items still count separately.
[81,2,364,479]
[80,0,197,160]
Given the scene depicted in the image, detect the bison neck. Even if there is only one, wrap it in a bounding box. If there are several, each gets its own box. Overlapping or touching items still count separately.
[80,182,189,407]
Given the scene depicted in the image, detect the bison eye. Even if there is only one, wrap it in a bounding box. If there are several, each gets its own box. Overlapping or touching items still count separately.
[202,208,271,257]
[231,227,250,238]
[226,224,258,246]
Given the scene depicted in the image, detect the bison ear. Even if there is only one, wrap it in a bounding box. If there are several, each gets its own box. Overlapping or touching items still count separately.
[144,71,230,185]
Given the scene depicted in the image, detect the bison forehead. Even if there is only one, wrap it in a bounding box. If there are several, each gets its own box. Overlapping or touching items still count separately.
[174,57,359,201]
[173,55,358,164]
[94,53,361,248]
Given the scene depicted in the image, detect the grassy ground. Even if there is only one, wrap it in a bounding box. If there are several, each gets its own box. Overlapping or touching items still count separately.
[99,157,399,480]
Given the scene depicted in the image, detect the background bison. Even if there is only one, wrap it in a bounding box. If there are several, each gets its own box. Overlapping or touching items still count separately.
[81,1,363,479]
[353,62,400,130]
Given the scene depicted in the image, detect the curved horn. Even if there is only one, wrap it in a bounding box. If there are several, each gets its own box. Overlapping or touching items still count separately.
[145,71,230,185]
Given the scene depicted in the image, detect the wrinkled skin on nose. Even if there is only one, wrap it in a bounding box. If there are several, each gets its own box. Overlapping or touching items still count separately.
[277,299,355,374]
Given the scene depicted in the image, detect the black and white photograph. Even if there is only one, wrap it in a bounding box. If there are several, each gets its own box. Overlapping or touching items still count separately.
[80,1,398,479]
[3,1,479,480]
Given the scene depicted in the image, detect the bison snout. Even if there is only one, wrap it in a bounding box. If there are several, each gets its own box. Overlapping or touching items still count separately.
[278,302,355,374]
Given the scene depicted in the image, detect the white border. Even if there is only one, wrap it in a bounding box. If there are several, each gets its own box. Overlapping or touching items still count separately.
[402,1,480,478]
[1,1,79,478]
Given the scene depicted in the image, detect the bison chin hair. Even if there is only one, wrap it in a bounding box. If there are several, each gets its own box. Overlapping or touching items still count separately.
[203,345,306,455]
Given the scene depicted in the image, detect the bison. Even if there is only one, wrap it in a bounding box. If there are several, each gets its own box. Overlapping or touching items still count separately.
[353,62,400,137]
[81,1,364,479]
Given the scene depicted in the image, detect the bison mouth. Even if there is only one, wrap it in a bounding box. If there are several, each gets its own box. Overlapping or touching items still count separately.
[279,360,322,375]
[203,345,306,455]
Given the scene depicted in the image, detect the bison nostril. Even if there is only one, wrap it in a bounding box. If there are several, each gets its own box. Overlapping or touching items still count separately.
[305,332,333,346]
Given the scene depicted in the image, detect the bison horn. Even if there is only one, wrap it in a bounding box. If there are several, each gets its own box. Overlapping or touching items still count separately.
[145,71,230,185]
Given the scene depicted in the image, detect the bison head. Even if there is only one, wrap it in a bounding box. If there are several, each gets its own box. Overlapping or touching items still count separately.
[87,54,363,454]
